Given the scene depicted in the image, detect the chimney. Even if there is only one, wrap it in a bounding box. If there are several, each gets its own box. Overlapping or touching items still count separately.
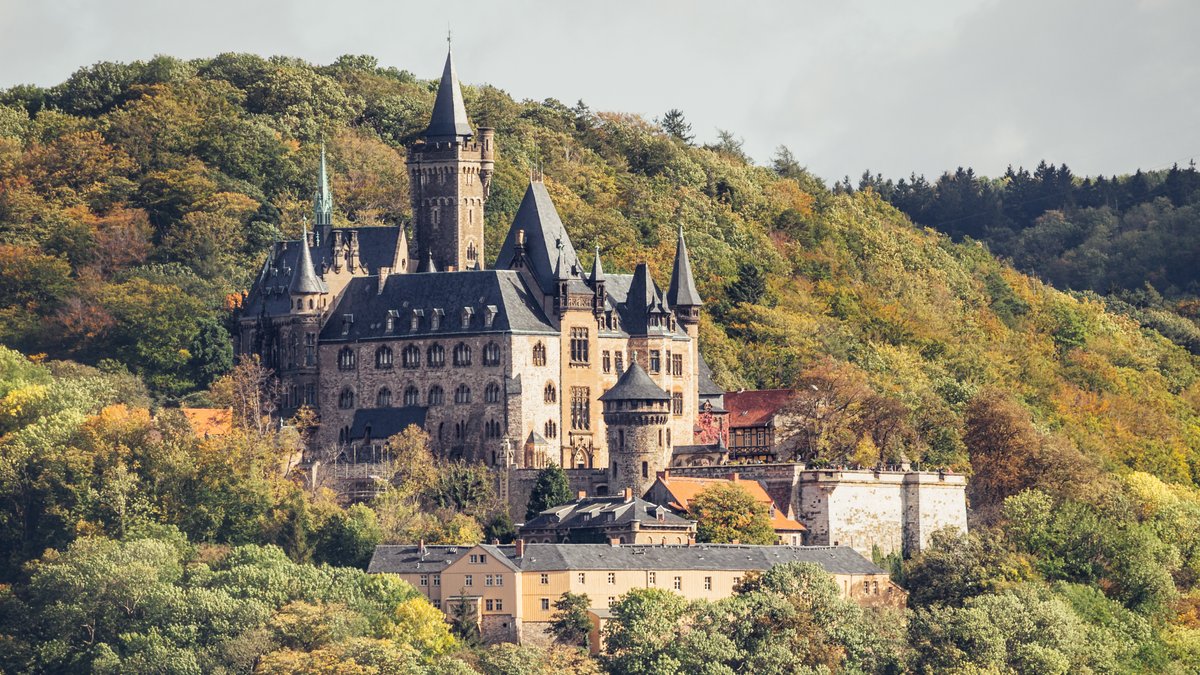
[609,537,621,547]
[418,539,426,557]
[577,489,587,500]
[514,539,525,557]
[687,534,696,546]
[491,538,500,545]
[623,487,633,503]
[729,472,740,482]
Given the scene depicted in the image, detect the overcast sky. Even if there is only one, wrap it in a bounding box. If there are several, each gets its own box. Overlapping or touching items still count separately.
[1,0,1197,182]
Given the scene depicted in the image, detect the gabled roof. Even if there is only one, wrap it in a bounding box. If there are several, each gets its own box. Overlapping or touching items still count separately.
[616,263,671,336]
[424,48,473,140]
[667,225,702,308]
[652,474,805,533]
[368,543,517,574]
[599,361,670,402]
[724,389,797,428]
[521,495,694,531]
[494,181,581,295]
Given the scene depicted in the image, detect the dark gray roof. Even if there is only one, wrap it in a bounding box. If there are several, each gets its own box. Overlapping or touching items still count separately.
[521,495,693,531]
[589,246,605,284]
[599,361,670,402]
[348,407,427,441]
[320,270,556,341]
[667,226,702,308]
[517,543,887,574]
[697,352,724,397]
[424,49,473,140]
[495,182,582,295]
[368,544,518,574]
[417,251,438,273]
[610,264,673,336]
[289,225,324,295]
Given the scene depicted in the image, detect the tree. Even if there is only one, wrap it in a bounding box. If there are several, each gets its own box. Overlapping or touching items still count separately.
[903,527,1014,608]
[187,315,233,390]
[659,108,693,144]
[549,592,592,648]
[313,503,382,569]
[690,482,775,545]
[603,588,692,675]
[526,463,572,520]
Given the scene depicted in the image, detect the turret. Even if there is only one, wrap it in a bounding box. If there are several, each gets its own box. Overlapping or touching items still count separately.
[667,225,702,330]
[289,220,324,312]
[589,246,607,316]
[313,144,333,243]
[601,361,672,497]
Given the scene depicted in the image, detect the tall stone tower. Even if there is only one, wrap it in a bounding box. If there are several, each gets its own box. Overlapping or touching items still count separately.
[601,361,672,497]
[407,46,495,272]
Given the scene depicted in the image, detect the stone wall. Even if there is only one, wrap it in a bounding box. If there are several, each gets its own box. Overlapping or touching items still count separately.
[503,468,609,521]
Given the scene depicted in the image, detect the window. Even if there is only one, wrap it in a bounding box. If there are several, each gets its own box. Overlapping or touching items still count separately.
[485,575,494,587]
[672,392,684,416]
[404,385,419,407]
[544,382,557,403]
[569,327,589,364]
[494,599,503,611]
[578,573,585,584]
[607,572,615,585]
[532,342,546,366]
[305,333,316,366]
[420,574,428,586]
[642,461,648,478]
[304,383,316,406]
[453,343,471,367]
[496,575,503,586]
[602,351,611,373]
[544,420,557,439]
[483,342,500,366]
[648,572,656,585]
[570,387,590,430]
[704,576,712,590]
[541,598,550,610]
[455,384,471,404]
[467,242,478,265]
[465,575,473,586]
[428,385,444,406]
[615,351,624,374]
[672,353,683,377]
[402,345,420,368]
[863,580,870,594]
[673,576,682,590]
[433,575,441,586]
[338,347,356,371]
[469,554,479,563]
[540,574,549,585]
[376,388,392,407]
[431,308,444,331]
[608,596,616,607]
[338,388,355,409]
[426,344,445,367]
[485,420,501,438]
[485,599,493,611]
[432,599,441,609]
[649,350,661,373]
[375,346,393,369]
[485,382,501,403]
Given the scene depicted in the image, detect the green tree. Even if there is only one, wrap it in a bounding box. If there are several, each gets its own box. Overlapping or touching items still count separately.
[691,482,775,545]
[659,108,693,144]
[549,592,592,648]
[314,503,383,569]
[526,463,572,520]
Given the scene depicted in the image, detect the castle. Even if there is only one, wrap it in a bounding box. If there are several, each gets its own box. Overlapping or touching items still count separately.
[237,47,714,488]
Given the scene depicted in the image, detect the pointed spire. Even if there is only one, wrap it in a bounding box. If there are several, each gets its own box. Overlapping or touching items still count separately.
[418,250,438,273]
[667,224,702,308]
[289,220,323,295]
[599,360,671,402]
[589,245,606,284]
[554,241,570,282]
[392,226,409,272]
[425,46,473,140]
[314,143,333,228]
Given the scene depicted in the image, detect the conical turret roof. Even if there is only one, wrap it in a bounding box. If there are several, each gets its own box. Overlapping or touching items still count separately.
[289,221,323,295]
[600,360,671,402]
[495,181,580,294]
[667,225,702,307]
[589,246,606,284]
[418,250,438,273]
[425,48,473,140]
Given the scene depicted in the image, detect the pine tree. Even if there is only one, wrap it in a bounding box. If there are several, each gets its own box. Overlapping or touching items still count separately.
[660,108,693,144]
[525,463,572,520]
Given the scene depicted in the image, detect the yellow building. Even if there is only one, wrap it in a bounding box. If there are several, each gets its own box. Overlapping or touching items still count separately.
[368,541,904,646]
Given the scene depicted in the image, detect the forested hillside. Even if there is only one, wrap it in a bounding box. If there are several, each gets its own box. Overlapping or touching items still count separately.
[4,53,1200,671]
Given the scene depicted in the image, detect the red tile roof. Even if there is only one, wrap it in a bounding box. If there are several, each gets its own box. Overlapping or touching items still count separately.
[724,389,796,428]
[654,474,806,532]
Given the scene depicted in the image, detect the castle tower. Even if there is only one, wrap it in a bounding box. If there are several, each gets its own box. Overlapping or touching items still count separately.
[313,143,333,240]
[601,361,672,497]
[407,45,495,272]
[280,221,327,411]
[667,224,702,335]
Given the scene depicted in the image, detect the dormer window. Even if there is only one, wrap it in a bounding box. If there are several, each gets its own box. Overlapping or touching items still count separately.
[461,307,474,329]
[410,309,424,332]
[341,314,354,337]
[484,305,497,328]
[431,308,444,331]
[386,310,399,333]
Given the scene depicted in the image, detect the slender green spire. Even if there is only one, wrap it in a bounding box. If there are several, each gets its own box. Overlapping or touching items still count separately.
[314,143,333,228]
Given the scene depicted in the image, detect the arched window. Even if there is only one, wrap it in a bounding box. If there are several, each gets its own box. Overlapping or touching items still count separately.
[338,388,355,409]
[453,343,471,367]
[486,419,501,438]
[532,341,546,366]
[427,344,445,368]
[455,384,471,404]
[544,382,557,404]
[485,382,501,403]
[337,347,356,371]
[454,421,466,439]
[402,345,420,369]
[544,420,557,439]
[375,346,393,369]
[376,387,392,407]
[466,241,478,265]
[483,342,501,366]
[404,385,419,406]
[428,385,444,406]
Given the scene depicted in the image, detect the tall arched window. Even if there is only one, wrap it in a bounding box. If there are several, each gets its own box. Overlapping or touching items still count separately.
[532,342,546,366]
[428,385,444,406]
[402,345,420,369]
[483,342,501,366]
[337,347,356,371]
[404,385,419,406]
[544,382,557,403]
[427,344,445,368]
[338,388,355,409]
[453,343,471,367]
[485,382,501,403]
[544,420,557,439]
[466,241,478,266]
[455,384,471,404]
[375,346,393,369]
[376,387,392,407]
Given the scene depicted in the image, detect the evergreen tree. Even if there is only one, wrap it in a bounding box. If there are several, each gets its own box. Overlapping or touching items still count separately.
[526,463,572,520]
[659,108,693,144]
[550,592,592,647]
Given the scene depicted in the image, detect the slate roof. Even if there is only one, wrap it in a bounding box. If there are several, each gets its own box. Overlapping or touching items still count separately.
[697,353,724,398]
[725,389,797,428]
[517,543,885,575]
[424,49,473,140]
[599,361,670,402]
[667,226,702,308]
[348,407,428,441]
[320,270,556,341]
[494,182,582,295]
[521,495,693,531]
[367,544,518,574]
[289,225,324,295]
